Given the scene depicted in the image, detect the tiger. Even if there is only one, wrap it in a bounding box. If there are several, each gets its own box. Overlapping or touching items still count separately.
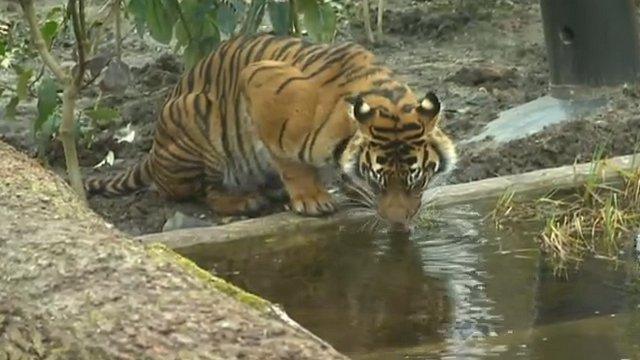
[85,33,457,230]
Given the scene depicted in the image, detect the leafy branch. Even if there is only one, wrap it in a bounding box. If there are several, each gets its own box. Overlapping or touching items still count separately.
[19,0,87,200]
[129,0,338,67]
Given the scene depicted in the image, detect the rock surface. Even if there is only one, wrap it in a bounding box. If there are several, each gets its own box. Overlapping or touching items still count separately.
[0,141,347,360]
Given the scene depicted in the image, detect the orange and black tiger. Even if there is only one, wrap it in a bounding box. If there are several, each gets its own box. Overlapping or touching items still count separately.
[85,33,456,230]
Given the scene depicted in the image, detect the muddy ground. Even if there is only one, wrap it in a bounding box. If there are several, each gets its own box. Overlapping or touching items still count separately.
[1,0,640,236]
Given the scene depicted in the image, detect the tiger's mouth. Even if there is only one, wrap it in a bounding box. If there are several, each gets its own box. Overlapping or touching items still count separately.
[376,184,422,228]
[339,172,422,232]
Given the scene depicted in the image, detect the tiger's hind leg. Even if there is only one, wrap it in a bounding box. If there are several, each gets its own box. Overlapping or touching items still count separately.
[204,185,270,216]
[201,164,271,216]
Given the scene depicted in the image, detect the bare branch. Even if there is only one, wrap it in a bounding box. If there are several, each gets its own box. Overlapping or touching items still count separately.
[376,0,384,37]
[361,0,375,43]
[174,1,192,44]
[79,0,86,37]
[289,0,300,36]
[114,0,123,59]
[69,0,86,87]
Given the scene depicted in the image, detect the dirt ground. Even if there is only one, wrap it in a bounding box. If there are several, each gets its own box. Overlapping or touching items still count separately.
[1,0,639,236]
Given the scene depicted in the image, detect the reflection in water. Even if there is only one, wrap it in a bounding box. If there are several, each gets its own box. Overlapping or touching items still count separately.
[411,206,502,359]
[204,228,451,353]
[180,202,640,360]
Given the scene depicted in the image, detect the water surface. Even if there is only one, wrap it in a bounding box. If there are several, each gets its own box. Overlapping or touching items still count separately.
[179,202,640,359]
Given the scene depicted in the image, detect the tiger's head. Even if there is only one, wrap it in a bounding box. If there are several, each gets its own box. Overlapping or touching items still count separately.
[339,89,456,232]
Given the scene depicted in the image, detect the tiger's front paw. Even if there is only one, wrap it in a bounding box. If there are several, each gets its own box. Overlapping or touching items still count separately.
[286,191,337,216]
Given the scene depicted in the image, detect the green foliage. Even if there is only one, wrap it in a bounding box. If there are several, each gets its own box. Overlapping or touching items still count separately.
[146,0,178,44]
[1,19,32,120]
[2,5,64,121]
[4,97,19,121]
[267,1,290,35]
[85,106,120,128]
[173,0,223,67]
[3,66,33,121]
[40,5,65,48]
[16,66,33,101]
[40,21,60,47]
[34,78,60,137]
[298,0,336,42]
[217,1,243,34]
[34,78,62,158]
[241,0,267,35]
[129,0,149,35]
[127,0,338,67]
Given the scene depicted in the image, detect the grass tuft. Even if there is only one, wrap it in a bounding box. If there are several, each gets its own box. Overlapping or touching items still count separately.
[491,156,640,274]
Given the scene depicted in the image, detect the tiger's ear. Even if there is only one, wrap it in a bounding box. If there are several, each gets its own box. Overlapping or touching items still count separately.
[346,95,374,124]
[416,91,441,129]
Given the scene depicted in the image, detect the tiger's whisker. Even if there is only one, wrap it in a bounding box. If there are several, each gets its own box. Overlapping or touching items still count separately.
[342,182,375,206]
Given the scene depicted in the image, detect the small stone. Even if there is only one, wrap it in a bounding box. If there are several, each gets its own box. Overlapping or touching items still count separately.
[162,211,213,232]
[99,58,131,94]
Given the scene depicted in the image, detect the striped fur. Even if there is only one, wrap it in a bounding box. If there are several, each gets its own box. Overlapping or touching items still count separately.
[85,33,456,225]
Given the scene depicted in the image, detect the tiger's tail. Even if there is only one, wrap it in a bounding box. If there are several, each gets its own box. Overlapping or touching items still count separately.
[85,157,153,197]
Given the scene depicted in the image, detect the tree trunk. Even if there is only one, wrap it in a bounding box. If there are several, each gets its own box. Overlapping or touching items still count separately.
[0,140,346,360]
[540,0,640,96]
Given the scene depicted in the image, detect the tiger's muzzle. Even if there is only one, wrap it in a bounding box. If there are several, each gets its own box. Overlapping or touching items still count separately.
[376,185,421,233]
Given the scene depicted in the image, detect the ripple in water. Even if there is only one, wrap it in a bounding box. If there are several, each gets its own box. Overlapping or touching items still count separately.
[410,204,504,359]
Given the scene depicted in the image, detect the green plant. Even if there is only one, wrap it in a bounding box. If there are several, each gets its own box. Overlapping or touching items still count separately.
[581,142,607,203]
[493,162,640,274]
[127,0,338,68]
[487,189,515,230]
[13,0,111,199]
[1,5,63,121]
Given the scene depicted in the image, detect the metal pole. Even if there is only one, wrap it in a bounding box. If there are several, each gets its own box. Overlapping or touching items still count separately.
[540,0,640,97]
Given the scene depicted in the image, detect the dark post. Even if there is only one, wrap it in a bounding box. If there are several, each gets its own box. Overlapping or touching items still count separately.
[540,0,640,96]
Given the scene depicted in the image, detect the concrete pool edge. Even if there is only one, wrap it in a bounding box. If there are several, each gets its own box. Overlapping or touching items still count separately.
[137,153,640,249]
